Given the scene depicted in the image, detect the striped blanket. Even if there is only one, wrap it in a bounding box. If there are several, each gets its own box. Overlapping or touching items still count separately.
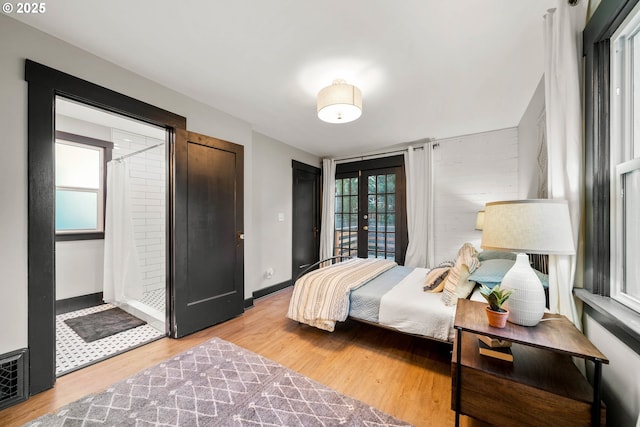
[287,258,397,331]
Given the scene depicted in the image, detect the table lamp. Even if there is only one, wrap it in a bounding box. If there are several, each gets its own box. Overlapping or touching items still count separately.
[475,210,485,231]
[480,199,575,326]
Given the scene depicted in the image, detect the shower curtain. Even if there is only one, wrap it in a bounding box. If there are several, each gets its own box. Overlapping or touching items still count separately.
[103,160,143,304]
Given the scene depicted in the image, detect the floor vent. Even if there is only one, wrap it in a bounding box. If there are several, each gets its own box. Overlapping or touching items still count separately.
[0,349,28,410]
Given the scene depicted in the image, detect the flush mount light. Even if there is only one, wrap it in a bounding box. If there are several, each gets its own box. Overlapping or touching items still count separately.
[317,79,362,124]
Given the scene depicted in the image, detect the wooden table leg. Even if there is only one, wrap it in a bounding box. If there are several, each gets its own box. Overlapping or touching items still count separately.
[592,360,602,427]
[455,328,462,427]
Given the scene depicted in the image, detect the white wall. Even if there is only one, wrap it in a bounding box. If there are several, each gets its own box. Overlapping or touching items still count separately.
[0,14,324,354]
[517,77,546,199]
[55,240,104,300]
[432,128,519,262]
[249,131,320,294]
[57,114,112,141]
[584,315,640,427]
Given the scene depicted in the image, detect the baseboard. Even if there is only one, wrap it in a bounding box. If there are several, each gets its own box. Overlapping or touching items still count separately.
[56,292,104,315]
[244,281,292,309]
[252,280,292,300]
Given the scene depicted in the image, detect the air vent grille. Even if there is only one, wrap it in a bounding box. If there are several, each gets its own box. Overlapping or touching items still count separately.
[0,349,28,410]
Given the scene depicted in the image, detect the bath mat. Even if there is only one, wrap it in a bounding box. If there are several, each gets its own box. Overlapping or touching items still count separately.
[26,337,411,426]
[64,307,146,343]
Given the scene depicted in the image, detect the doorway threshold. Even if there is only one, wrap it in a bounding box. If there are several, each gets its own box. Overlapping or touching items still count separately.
[56,303,165,376]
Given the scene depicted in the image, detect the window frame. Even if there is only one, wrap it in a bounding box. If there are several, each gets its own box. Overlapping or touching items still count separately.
[581,0,640,355]
[613,158,640,311]
[54,130,113,241]
[610,5,640,312]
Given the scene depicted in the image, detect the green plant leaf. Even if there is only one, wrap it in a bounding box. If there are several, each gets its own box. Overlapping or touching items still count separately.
[479,284,513,311]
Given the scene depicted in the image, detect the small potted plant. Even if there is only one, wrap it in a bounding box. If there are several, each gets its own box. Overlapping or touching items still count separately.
[479,284,514,328]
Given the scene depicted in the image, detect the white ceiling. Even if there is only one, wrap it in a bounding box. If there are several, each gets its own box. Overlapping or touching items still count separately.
[56,98,167,140]
[11,0,557,157]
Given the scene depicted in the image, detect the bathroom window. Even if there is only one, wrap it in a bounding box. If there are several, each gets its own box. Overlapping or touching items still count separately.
[55,131,113,240]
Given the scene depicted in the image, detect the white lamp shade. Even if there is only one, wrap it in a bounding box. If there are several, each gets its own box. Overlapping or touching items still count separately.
[481,199,575,255]
[317,80,362,124]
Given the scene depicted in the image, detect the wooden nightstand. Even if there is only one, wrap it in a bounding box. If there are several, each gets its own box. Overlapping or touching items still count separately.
[452,299,609,427]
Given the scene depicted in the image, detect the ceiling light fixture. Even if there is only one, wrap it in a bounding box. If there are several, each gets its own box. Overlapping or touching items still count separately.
[317,79,362,124]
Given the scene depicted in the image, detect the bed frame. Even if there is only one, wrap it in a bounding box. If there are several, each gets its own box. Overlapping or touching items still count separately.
[293,256,454,345]
[295,255,352,280]
[294,254,548,344]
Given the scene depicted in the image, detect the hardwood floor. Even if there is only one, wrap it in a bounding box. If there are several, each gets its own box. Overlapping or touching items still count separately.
[0,287,486,426]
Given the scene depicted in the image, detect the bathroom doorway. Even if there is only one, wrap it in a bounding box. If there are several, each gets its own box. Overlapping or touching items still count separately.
[54,97,168,375]
[27,59,244,396]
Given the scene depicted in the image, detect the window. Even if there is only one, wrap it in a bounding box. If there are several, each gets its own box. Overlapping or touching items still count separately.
[54,131,113,240]
[581,0,640,358]
[611,3,640,313]
[615,160,640,309]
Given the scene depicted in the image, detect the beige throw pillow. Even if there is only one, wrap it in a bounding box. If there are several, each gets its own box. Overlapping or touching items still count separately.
[441,243,479,306]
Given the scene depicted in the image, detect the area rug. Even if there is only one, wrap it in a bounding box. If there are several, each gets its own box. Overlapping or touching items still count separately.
[64,306,146,343]
[26,338,411,426]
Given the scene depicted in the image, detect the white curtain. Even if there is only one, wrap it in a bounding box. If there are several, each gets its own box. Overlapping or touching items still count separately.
[103,160,143,304]
[319,158,336,261]
[404,144,434,268]
[543,1,587,329]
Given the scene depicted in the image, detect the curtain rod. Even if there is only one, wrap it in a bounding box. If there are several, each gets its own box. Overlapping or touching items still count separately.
[334,143,435,164]
[112,142,164,162]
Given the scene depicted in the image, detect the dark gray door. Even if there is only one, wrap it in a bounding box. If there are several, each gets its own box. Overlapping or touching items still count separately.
[172,131,244,337]
[292,161,320,280]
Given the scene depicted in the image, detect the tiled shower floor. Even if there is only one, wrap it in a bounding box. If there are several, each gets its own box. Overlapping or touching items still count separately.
[140,287,165,312]
[56,303,165,376]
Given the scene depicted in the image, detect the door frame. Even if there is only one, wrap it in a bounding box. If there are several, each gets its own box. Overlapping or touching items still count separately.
[335,155,408,264]
[25,60,186,395]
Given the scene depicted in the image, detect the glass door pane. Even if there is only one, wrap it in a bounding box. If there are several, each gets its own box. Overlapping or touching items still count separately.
[366,173,396,259]
[334,176,358,257]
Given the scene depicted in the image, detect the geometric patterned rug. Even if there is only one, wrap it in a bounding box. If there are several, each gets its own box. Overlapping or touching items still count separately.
[26,338,412,426]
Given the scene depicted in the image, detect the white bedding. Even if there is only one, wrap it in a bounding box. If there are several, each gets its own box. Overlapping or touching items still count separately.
[378,268,484,341]
[378,268,455,341]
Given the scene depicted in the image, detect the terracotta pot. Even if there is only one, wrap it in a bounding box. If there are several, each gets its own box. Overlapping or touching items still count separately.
[485,306,509,328]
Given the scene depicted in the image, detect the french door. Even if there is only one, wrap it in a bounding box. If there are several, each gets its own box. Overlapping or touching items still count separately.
[334,157,407,264]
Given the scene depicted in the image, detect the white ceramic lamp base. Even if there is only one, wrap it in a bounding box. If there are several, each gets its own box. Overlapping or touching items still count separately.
[501,253,545,326]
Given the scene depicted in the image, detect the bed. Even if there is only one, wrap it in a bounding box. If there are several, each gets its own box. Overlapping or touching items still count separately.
[286,244,549,344]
